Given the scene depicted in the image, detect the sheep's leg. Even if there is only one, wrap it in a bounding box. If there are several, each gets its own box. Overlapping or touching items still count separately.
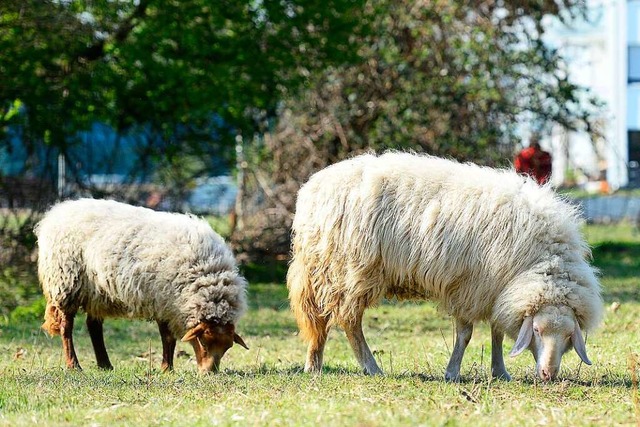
[444,319,473,382]
[60,311,81,370]
[490,325,511,381]
[157,321,176,372]
[304,317,328,374]
[86,315,113,370]
[343,313,383,375]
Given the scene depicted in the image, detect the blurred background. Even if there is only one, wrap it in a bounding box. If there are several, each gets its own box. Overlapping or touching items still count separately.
[1,1,638,318]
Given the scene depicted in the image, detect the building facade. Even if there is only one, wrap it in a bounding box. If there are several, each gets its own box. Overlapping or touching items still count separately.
[627,0,640,187]
[543,1,640,190]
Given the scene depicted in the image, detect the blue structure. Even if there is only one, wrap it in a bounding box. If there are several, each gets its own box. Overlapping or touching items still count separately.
[0,123,155,182]
[1,122,236,212]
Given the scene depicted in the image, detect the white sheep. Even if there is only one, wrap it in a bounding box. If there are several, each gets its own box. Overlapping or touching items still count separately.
[35,198,248,372]
[287,152,603,381]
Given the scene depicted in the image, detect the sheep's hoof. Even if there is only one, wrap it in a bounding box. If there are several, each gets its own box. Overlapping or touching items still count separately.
[492,371,512,381]
[362,361,383,376]
[303,365,323,375]
[444,372,462,383]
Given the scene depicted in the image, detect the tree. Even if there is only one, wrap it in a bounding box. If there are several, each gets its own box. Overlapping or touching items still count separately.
[234,0,604,255]
[0,0,367,156]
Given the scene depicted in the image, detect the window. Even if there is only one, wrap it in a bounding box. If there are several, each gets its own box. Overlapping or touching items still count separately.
[629,46,640,83]
[628,131,640,187]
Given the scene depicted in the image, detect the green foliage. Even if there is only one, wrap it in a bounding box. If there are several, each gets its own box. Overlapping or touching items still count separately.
[0,266,39,322]
[0,210,41,322]
[204,215,232,239]
[8,297,45,324]
[0,0,367,152]
[264,0,602,170]
[241,260,288,289]
[153,154,207,210]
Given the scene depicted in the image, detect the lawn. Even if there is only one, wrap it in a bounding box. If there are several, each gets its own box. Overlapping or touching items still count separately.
[0,224,639,426]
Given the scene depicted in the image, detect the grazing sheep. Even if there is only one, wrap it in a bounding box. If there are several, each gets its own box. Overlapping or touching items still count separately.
[288,152,603,381]
[36,198,248,372]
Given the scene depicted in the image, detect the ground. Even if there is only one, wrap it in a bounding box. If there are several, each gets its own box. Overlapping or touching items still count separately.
[0,224,638,426]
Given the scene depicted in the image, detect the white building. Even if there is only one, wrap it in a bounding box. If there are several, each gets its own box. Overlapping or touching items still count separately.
[542,1,640,190]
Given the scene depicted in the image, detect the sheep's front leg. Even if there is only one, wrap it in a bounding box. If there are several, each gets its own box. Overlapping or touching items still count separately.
[87,315,113,370]
[444,319,473,382]
[157,321,176,372]
[60,311,81,370]
[343,312,383,375]
[490,324,511,381]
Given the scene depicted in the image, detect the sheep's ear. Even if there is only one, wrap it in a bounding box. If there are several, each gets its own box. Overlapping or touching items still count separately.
[234,333,249,350]
[509,317,533,357]
[181,323,205,342]
[572,323,592,365]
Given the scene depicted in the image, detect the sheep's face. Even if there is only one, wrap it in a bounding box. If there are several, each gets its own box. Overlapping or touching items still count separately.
[181,322,249,373]
[509,305,592,381]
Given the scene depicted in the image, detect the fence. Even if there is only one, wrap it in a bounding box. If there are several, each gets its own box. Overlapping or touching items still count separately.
[573,195,640,224]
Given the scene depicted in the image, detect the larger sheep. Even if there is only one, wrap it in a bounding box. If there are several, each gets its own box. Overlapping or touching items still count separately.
[36,198,248,372]
[288,152,603,381]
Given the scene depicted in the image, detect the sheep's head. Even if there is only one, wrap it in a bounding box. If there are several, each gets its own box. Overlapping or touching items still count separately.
[181,321,248,373]
[509,305,591,381]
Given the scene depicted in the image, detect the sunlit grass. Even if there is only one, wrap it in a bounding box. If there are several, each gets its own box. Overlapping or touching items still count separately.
[0,224,638,425]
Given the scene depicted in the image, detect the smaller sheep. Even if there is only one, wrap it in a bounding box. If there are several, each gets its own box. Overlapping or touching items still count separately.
[36,198,248,372]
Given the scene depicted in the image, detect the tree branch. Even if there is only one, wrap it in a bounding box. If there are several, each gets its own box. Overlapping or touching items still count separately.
[75,0,151,63]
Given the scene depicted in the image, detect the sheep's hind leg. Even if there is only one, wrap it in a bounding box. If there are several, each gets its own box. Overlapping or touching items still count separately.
[157,321,176,372]
[444,319,473,382]
[343,312,383,375]
[86,315,113,370]
[304,317,328,374]
[60,311,81,370]
[490,324,511,381]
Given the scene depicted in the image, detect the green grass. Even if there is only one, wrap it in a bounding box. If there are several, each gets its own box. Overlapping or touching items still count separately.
[582,222,640,245]
[0,224,639,426]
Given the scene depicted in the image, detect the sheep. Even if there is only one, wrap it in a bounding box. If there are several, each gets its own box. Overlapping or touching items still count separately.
[287,152,603,381]
[35,198,248,373]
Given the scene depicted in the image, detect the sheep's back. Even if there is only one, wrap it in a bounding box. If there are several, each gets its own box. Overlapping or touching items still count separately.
[36,199,235,320]
[293,152,586,322]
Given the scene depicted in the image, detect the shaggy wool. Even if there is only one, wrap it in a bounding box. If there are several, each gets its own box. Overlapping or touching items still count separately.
[288,152,603,342]
[36,198,247,338]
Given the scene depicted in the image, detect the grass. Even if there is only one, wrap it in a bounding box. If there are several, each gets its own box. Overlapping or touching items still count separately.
[0,224,639,426]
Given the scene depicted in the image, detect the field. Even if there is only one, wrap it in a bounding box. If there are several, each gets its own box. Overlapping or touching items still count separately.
[0,224,639,426]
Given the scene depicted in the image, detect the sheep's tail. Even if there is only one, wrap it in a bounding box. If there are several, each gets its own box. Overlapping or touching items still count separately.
[287,254,328,344]
[42,302,62,336]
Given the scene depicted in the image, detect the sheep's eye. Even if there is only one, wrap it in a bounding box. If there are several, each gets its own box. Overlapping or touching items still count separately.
[533,326,540,334]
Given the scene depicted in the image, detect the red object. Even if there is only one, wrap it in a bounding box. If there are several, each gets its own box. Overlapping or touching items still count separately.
[515,146,552,185]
